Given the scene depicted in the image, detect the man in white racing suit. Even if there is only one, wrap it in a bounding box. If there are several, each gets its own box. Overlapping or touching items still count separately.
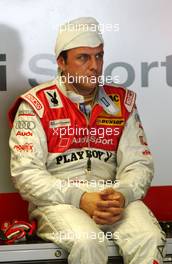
[9,17,166,264]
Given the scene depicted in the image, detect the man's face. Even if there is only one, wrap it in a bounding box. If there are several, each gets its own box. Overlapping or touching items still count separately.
[57,44,104,92]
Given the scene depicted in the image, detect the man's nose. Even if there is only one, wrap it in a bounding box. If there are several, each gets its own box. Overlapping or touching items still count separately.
[89,56,98,71]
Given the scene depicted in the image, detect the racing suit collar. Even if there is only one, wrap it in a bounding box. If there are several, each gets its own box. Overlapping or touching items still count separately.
[55,68,99,106]
[55,69,119,116]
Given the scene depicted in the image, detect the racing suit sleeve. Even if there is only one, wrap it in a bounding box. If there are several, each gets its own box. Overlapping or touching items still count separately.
[115,106,154,207]
[9,101,85,208]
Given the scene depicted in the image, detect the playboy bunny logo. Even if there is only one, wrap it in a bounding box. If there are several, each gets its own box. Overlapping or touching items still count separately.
[47,91,59,105]
[44,90,63,109]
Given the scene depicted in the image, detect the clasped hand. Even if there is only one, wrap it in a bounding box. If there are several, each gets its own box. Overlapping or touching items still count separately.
[80,188,125,225]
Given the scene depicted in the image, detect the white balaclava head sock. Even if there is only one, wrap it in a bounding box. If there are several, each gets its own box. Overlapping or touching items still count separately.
[55,17,104,59]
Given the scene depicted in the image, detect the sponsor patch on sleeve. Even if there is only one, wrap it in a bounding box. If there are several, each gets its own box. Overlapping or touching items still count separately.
[24,94,42,110]
[124,90,136,112]
[22,93,44,118]
[18,110,35,117]
[13,143,34,152]
[142,150,151,156]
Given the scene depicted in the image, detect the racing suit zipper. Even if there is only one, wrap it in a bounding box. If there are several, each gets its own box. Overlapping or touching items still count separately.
[86,122,91,173]
[78,107,91,174]
[76,87,98,177]
[80,102,97,176]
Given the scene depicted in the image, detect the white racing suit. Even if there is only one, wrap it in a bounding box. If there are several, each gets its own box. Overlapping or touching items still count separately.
[9,78,166,264]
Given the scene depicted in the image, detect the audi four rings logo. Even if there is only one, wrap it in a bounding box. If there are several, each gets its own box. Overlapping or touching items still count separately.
[15,121,36,130]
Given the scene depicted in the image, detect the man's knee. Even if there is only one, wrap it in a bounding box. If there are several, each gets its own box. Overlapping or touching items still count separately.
[145,227,166,257]
[133,227,165,247]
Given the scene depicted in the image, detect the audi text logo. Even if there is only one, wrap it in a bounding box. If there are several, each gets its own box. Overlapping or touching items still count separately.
[15,120,36,130]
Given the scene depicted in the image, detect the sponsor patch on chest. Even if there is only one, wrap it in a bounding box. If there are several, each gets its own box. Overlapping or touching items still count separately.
[100,93,122,117]
[96,118,125,126]
[44,89,63,108]
[49,119,71,128]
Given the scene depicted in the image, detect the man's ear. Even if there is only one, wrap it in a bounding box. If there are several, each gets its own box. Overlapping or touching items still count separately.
[57,56,66,71]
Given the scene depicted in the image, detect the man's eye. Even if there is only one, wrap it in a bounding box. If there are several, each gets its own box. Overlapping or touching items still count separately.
[77,54,89,61]
[95,53,104,60]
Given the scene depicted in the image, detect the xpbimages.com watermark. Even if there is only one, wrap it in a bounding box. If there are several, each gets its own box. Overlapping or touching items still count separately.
[52,126,121,139]
[55,178,120,191]
[58,73,120,86]
[59,22,119,34]
[54,230,120,243]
